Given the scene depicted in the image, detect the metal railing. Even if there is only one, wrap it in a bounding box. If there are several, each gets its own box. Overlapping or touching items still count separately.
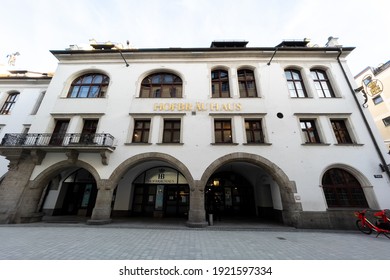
[0,133,115,147]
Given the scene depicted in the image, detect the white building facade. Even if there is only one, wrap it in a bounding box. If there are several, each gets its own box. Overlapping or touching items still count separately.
[0,68,51,177]
[0,39,389,228]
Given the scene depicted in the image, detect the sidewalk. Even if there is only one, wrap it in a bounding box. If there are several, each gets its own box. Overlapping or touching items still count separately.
[0,218,390,260]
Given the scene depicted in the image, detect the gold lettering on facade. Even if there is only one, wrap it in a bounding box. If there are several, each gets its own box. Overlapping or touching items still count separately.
[153,102,242,112]
[196,102,207,111]
[210,103,219,111]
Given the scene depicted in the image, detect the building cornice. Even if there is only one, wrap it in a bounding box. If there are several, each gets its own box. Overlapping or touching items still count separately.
[50,47,354,63]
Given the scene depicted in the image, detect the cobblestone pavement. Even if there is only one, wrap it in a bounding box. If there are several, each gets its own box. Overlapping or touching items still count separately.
[0,220,390,260]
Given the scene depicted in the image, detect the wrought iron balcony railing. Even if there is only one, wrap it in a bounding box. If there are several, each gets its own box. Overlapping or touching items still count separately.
[1,133,115,148]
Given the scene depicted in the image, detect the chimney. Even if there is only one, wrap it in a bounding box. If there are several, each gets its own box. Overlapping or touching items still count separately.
[326,36,342,47]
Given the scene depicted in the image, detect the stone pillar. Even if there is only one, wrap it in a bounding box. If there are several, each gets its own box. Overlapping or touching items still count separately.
[279,181,302,228]
[186,180,208,227]
[87,179,114,225]
[0,151,36,224]
[16,183,45,223]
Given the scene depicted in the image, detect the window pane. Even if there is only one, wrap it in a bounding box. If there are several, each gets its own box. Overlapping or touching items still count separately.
[223,131,232,142]
[292,72,300,79]
[215,131,222,142]
[172,131,180,143]
[83,75,93,83]
[89,86,99,98]
[70,86,79,98]
[79,86,89,98]
[164,74,173,83]
[93,75,103,83]
[68,73,109,98]
[151,75,161,84]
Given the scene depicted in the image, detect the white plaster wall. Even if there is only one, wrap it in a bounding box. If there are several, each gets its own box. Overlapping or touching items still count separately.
[24,51,390,212]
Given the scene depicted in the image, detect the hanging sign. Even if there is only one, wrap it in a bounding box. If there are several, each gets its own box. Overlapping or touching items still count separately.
[363,75,383,97]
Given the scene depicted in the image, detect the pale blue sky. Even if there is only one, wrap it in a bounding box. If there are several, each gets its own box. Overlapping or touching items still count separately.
[0,0,389,74]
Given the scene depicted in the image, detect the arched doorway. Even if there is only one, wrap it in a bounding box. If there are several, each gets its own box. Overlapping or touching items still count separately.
[131,167,189,218]
[41,168,98,217]
[322,168,368,208]
[201,153,301,226]
[205,171,256,218]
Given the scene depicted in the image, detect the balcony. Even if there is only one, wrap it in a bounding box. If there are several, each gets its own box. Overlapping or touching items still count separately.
[0,133,116,166]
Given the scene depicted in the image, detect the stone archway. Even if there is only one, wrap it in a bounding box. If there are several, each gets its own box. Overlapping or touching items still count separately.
[200,152,302,227]
[109,152,206,227]
[16,160,101,223]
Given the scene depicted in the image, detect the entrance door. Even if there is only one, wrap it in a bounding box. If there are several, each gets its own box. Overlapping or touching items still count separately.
[49,120,69,145]
[164,185,189,217]
[132,185,156,216]
[205,172,256,218]
[61,183,97,216]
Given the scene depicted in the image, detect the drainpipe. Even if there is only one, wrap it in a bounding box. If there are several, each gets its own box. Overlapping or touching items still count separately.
[336,48,390,181]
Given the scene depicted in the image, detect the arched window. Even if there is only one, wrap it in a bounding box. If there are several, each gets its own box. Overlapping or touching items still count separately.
[0,92,19,114]
[238,69,258,97]
[140,73,182,98]
[311,69,335,98]
[211,69,230,98]
[322,168,368,208]
[284,69,307,98]
[68,73,109,98]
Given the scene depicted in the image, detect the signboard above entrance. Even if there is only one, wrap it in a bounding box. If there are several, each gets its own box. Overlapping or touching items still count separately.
[142,167,188,184]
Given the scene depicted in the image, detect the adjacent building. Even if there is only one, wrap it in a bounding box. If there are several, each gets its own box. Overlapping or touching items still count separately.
[0,38,389,229]
[0,67,52,177]
[355,61,390,148]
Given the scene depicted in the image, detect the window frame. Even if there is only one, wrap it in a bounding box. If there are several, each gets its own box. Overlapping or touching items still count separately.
[244,119,265,144]
[140,72,183,98]
[238,69,258,98]
[382,116,390,127]
[211,69,230,98]
[330,119,353,144]
[322,168,368,208]
[67,73,109,98]
[310,69,335,98]
[372,95,384,105]
[284,69,307,98]
[214,119,233,143]
[162,119,181,143]
[0,92,19,114]
[132,119,151,143]
[299,119,321,144]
